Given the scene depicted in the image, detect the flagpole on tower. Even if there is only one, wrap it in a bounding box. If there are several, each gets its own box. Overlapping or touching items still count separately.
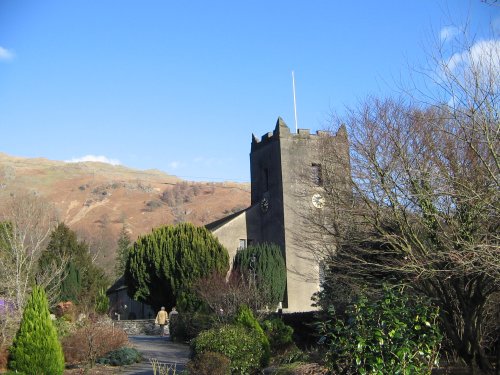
[292,70,298,133]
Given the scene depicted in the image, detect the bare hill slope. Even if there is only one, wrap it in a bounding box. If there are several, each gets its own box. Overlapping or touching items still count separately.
[0,153,250,274]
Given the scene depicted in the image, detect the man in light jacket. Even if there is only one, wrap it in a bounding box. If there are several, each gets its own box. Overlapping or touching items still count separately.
[155,306,168,337]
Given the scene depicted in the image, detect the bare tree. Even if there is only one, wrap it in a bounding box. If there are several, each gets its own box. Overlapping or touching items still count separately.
[0,193,67,347]
[313,96,498,373]
[0,193,68,309]
[194,271,271,322]
[311,30,499,373]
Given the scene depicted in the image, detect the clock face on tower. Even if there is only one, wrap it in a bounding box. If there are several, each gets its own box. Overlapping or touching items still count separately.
[312,193,325,209]
[260,197,269,213]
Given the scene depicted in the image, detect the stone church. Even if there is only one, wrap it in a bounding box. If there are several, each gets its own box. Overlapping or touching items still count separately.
[206,117,349,312]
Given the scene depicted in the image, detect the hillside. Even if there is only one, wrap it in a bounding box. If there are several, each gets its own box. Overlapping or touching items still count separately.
[0,153,250,275]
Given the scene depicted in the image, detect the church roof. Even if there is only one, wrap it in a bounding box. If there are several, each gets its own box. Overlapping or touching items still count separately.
[205,206,250,232]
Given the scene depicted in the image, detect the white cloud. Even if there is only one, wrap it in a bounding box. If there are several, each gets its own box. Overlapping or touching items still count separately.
[470,40,500,68]
[445,39,500,72]
[65,155,121,165]
[168,161,181,169]
[439,38,500,104]
[440,26,459,42]
[0,46,15,61]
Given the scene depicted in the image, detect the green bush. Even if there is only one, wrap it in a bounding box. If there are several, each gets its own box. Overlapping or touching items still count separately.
[317,285,442,374]
[262,318,293,352]
[186,351,231,375]
[232,243,286,308]
[192,325,263,374]
[234,305,270,366]
[96,347,142,366]
[8,286,65,375]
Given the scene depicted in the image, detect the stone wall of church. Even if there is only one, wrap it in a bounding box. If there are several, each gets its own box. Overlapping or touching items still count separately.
[250,118,349,312]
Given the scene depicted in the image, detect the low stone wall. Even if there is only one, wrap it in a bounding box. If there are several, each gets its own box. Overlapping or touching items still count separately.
[112,319,161,336]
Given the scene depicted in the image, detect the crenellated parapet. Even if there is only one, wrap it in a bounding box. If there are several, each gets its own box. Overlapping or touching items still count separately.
[251,117,346,151]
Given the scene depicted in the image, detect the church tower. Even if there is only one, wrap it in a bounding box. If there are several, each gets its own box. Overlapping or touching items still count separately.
[250,117,348,311]
[208,117,349,312]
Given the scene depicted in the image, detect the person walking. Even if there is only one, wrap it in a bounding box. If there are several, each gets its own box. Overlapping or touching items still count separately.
[155,306,168,337]
[166,306,179,340]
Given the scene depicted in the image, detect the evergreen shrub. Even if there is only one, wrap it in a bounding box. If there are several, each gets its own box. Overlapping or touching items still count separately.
[192,325,263,374]
[317,285,442,374]
[96,347,142,366]
[262,318,294,352]
[234,305,270,366]
[8,286,65,375]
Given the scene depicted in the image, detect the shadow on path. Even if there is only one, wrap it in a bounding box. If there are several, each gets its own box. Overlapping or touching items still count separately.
[120,335,190,374]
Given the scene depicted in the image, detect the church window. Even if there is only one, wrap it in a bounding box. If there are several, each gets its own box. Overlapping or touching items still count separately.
[263,168,269,191]
[311,163,323,186]
[239,239,247,250]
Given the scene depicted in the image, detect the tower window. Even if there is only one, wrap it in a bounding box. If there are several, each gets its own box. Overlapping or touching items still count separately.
[311,163,323,186]
[263,168,269,191]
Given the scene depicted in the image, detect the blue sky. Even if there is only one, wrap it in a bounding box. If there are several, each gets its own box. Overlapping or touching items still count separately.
[0,1,498,182]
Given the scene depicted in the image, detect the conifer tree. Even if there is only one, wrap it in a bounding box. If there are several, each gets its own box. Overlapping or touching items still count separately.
[9,286,65,374]
[232,243,286,308]
[38,223,109,306]
[125,223,229,311]
[114,224,131,277]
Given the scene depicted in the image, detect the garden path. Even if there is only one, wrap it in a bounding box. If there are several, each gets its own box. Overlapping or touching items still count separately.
[120,335,190,374]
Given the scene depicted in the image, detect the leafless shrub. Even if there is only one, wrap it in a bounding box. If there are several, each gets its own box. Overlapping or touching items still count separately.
[194,271,270,321]
[62,319,128,367]
[0,344,8,371]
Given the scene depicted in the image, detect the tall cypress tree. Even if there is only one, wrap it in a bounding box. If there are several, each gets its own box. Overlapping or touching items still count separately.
[9,286,65,374]
[125,223,229,311]
[232,243,286,308]
[114,224,131,277]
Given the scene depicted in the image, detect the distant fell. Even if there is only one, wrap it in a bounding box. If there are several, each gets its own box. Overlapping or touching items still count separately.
[0,153,250,275]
